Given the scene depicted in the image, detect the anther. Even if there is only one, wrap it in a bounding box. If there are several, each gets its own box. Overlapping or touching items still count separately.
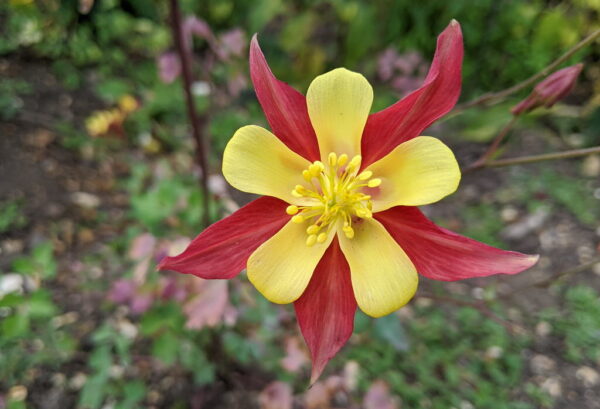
[343,226,354,239]
[306,234,317,247]
[302,170,312,181]
[358,170,372,180]
[348,155,362,171]
[291,215,304,224]
[317,232,328,243]
[306,225,319,235]
[367,178,382,188]
[286,205,299,215]
[309,163,322,177]
[337,154,348,166]
[328,152,337,167]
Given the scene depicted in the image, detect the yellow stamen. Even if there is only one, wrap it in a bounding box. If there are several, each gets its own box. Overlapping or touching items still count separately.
[306,225,320,235]
[348,155,362,171]
[343,225,355,239]
[286,205,299,215]
[358,170,373,180]
[367,178,382,188]
[328,152,337,167]
[306,234,317,247]
[286,151,383,245]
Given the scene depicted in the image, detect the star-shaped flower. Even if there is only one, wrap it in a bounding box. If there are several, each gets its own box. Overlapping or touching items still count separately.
[159,20,538,382]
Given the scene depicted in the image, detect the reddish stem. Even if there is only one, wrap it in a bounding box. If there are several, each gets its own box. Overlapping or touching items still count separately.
[169,0,211,227]
[463,116,518,173]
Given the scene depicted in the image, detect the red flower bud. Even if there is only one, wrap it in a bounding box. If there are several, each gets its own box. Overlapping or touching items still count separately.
[512,63,583,115]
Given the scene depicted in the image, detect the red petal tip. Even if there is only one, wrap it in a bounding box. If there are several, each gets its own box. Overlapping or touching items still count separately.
[295,240,356,385]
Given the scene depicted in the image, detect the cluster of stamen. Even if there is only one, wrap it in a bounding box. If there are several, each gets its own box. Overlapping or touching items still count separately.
[285,153,381,246]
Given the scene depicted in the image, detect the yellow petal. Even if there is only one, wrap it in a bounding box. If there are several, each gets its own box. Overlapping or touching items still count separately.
[337,218,417,317]
[223,125,312,205]
[307,68,373,160]
[247,220,335,304]
[367,136,460,212]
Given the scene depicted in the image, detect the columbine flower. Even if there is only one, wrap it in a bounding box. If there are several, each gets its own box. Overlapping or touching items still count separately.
[511,64,583,115]
[158,20,538,381]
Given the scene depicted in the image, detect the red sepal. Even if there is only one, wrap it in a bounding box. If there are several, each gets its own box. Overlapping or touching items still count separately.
[294,239,357,384]
[158,197,289,279]
[361,20,463,167]
[376,206,538,281]
[250,35,320,162]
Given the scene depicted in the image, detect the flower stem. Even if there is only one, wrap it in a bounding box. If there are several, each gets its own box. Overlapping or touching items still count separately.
[480,146,600,168]
[454,28,600,114]
[417,292,524,334]
[463,116,518,173]
[169,0,211,227]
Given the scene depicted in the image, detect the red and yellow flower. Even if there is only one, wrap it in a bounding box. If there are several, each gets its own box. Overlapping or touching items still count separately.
[159,20,538,381]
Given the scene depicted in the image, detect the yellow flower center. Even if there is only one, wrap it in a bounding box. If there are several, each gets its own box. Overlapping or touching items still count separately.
[285,152,381,246]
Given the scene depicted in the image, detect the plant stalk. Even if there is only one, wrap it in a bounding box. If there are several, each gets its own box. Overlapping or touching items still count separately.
[482,146,600,168]
[169,0,211,227]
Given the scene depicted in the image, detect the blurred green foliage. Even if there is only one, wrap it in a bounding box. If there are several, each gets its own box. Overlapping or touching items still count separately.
[542,286,600,363]
[0,243,76,386]
[2,0,599,97]
[0,200,27,234]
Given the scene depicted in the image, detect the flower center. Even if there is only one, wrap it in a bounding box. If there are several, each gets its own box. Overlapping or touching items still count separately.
[285,152,381,247]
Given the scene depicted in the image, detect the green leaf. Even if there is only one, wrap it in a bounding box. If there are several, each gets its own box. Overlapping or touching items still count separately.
[27,290,58,319]
[179,341,215,385]
[374,314,410,351]
[1,314,29,339]
[115,380,146,409]
[152,331,179,365]
[89,345,112,374]
[0,293,25,308]
[78,373,109,409]
[140,303,184,335]
[96,78,132,102]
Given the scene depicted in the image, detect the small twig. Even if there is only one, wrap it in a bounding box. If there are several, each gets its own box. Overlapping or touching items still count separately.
[417,292,524,335]
[454,28,600,114]
[169,0,211,227]
[463,116,518,173]
[533,256,600,289]
[480,146,600,168]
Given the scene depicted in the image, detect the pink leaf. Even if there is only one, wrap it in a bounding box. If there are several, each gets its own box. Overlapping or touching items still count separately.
[157,52,181,84]
[183,279,234,329]
[280,336,309,373]
[259,381,293,409]
[363,380,399,409]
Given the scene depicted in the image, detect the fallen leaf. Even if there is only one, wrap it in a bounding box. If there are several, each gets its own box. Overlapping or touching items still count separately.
[363,380,399,409]
[281,336,309,373]
[259,381,293,409]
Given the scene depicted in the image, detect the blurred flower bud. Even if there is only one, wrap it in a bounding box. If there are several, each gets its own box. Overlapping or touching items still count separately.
[158,51,181,84]
[512,64,583,115]
[118,95,139,114]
